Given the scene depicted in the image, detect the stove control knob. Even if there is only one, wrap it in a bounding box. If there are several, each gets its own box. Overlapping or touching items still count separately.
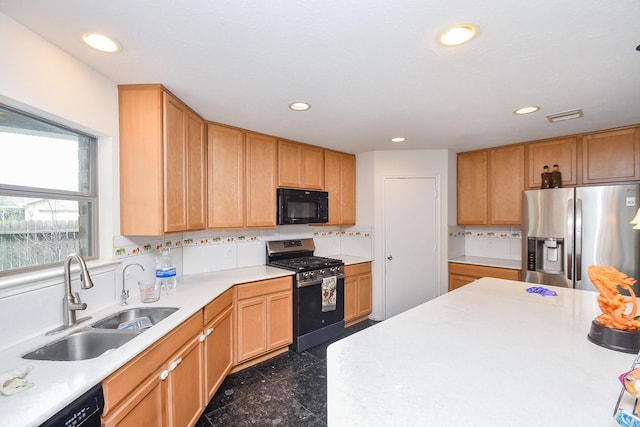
[302,272,310,279]
[319,269,325,275]
[330,267,338,273]
[308,271,315,278]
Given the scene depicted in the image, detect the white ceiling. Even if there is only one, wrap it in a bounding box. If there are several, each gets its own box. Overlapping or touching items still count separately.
[1,0,639,154]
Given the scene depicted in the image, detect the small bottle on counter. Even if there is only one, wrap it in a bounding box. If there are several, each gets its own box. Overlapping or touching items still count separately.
[550,164,562,188]
[541,165,551,189]
[155,248,177,291]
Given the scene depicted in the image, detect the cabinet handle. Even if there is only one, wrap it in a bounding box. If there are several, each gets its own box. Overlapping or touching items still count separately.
[159,370,169,381]
[206,327,214,336]
[199,334,206,342]
[169,358,182,372]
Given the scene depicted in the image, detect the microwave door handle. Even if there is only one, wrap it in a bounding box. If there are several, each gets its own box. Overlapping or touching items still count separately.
[575,198,582,282]
[567,198,573,281]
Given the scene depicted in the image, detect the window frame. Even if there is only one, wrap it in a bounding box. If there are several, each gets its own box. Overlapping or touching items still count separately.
[0,103,99,276]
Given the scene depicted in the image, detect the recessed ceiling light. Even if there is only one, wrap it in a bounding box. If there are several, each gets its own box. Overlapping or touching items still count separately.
[82,33,121,52]
[439,24,478,46]
[391,137,406,143]
[514,106,540,115]
[289,102,311,111]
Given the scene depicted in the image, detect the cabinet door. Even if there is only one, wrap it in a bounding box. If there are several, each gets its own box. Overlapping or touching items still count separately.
[204,305,233,401]
[449,274,476,291]
[340,153,356,225]
[489,145,524,225]
[302,145,325,190]
[207,124,245,228]
[357,273,373,318]
[246,133,277,227]
[102,369,166,427]
[582,127,640,184]
[236,295,267,363]
[457,150,488,225]
[278,140,302,188]
[526,137,577,188]
[186,110,205,230]
[344,276,358,323]
[166,334,204,427]
[324,150,342,225]
[163,92,188,232]
[267,290,293,350]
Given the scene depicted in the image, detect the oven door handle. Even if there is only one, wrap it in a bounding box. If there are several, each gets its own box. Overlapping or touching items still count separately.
[297,273,345,288]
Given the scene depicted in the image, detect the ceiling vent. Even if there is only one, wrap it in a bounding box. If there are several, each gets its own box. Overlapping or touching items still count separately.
[546,109,584,123]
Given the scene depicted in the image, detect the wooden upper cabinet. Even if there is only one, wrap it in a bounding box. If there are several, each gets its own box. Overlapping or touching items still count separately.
[581,127,640,184]
[119,84,205,235]
[207,124,245,228]
[457,150,488,225]
[526,137,578,188]
[489,145,524,225]
[246,133,277,227]
[277,140,324,190]
[324,150,356,225]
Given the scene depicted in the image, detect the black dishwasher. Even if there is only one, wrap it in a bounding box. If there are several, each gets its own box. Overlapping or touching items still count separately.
[40,383,104,427]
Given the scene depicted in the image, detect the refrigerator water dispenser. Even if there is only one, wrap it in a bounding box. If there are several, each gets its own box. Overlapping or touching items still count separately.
[527,237,564,274]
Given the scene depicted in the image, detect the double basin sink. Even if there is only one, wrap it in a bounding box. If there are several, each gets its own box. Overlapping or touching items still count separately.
[22,307,179,362]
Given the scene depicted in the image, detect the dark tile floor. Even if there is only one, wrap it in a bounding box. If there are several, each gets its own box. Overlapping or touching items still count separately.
[196,319,378,427]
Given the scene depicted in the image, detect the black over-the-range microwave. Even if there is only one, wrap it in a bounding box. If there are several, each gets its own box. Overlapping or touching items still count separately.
[277,188,329,225]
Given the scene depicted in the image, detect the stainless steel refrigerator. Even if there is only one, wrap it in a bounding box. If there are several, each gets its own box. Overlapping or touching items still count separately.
[522,184,640,292]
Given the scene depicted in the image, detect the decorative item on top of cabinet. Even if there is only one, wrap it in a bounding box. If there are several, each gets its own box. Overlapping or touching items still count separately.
[448,262,521,291]
[344,262,372,327]
[119,84,205,235]
[526,137,577,189]
[581,126,640,184]
[102,311,204,427]
[324,150,356,225]
[278,140,325,190]
[234,276,293,370]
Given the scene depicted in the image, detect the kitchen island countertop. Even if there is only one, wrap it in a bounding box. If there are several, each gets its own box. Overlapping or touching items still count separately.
[327,277,636,426]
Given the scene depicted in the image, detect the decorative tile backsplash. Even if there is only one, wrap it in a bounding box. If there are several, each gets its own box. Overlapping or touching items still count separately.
[113,225,374,276]
[449,226,522,261]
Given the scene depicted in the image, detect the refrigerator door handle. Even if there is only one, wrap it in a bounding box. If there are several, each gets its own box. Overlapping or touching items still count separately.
[567,198,574,281]
[575,198,583,282]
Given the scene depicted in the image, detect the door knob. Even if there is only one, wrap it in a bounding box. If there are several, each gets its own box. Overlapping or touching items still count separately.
[387,255,393,260]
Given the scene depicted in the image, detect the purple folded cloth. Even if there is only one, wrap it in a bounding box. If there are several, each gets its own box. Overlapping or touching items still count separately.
[526,286,558,296]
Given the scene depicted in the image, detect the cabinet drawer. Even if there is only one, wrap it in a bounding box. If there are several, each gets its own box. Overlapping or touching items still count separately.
[236,276,292,300]
[103,311,203,414]
[344,262,371,276]
[204,288,233,324]
[448,263,520,281]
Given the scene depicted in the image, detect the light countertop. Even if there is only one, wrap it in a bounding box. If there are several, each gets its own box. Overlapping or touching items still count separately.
[327,277,637,426]
[449,255,521,270]
[330,255,373,266]
[0,265,294,427]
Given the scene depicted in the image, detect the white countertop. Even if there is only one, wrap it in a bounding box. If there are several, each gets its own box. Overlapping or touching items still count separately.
[449,255,521,270]
[327,278,637,426]
[0,265,293,427]
[331,254,373,266]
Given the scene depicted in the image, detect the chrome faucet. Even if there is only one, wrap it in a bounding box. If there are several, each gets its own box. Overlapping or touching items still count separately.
[121,263,144,305]
[47,253,94,335]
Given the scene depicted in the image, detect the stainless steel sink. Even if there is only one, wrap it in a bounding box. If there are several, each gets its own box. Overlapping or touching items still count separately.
[91,307,179,330]
[22,330,137,361]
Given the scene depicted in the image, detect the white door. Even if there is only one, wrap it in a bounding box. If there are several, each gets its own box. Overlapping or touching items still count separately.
[384,177,438,318]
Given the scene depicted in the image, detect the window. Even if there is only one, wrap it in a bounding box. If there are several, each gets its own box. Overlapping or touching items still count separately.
[0,104,97,274]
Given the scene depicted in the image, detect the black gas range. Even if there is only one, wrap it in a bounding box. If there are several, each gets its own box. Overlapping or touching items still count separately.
[267,238,345,352]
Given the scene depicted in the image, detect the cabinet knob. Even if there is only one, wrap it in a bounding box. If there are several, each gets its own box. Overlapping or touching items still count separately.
[206,327,214,336]
[159,370,169,381]
[169,358,182,372]
[199,334,206,342]
[387,255,393,260]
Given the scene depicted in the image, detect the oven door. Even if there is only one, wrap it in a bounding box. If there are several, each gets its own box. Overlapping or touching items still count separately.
[293,277,344,351]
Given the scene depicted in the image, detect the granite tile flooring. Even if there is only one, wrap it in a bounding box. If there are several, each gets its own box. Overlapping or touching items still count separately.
[196,319,378,427]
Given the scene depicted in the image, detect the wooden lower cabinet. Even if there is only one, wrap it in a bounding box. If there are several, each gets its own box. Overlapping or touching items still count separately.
[235,276,293,365]
[344,262,372,327]
[203,288,234,402]
[102,312,204,427]
[448,262,521,291]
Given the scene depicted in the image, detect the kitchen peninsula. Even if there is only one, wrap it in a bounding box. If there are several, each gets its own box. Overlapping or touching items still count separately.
[327,278,636,426]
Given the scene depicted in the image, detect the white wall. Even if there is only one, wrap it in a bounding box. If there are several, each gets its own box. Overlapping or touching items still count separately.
[356,150,451,320]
